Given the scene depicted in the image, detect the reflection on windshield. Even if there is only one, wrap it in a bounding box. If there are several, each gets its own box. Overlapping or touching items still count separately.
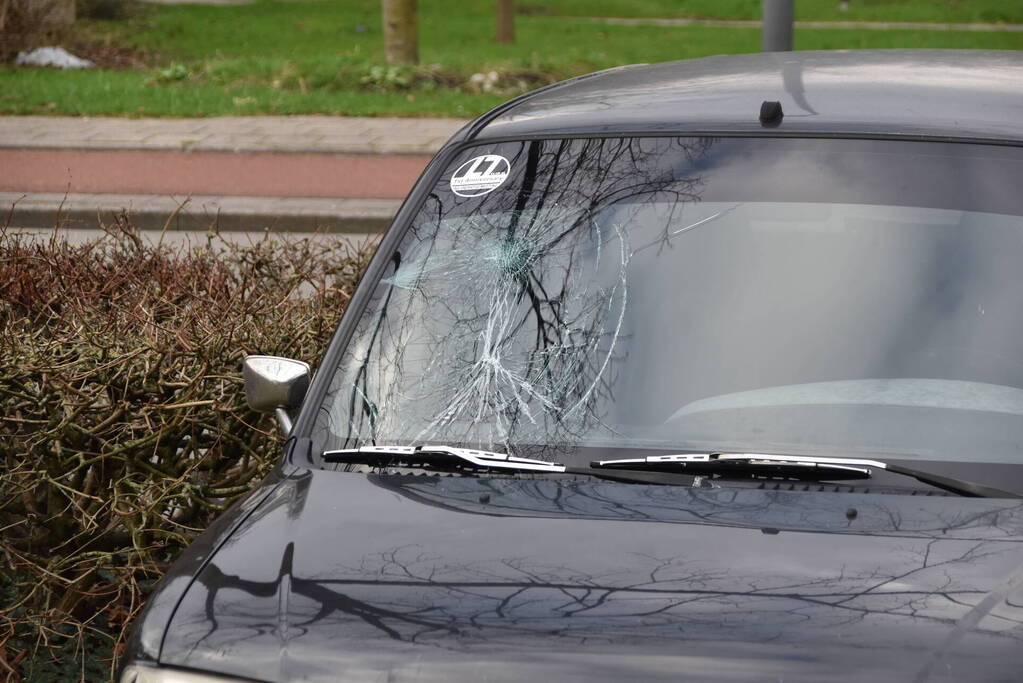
[313,138,1023,465]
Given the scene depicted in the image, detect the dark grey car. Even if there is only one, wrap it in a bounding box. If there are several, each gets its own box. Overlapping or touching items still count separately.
[122,50,1023,683]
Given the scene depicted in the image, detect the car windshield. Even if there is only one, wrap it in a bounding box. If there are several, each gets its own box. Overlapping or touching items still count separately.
[312,136,1023,467]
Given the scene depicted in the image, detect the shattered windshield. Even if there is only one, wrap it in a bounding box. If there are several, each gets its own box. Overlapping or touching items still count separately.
[312,137,1023,466]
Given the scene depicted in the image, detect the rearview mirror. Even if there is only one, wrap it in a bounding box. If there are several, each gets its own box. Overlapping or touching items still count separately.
[243,355,310,435]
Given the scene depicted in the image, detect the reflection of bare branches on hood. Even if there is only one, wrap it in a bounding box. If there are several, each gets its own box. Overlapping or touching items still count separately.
[170,540,1023,659]
[371,473,1023,542]
[330,543,1023,646]
[159,476,1023,676]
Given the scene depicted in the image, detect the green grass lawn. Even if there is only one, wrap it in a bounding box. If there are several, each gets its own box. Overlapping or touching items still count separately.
[2,0,1021,118]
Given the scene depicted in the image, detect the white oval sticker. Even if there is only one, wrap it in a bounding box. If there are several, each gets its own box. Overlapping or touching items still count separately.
[450,154,511,197]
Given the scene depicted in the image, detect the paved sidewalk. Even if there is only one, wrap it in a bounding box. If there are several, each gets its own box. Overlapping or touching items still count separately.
[0,116,466,154]
[2,115,468,235]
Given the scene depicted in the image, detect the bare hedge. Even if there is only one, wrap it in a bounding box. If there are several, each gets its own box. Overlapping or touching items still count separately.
[0,219,371,680]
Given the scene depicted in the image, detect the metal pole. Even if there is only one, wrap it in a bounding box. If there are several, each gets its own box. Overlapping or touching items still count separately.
[762,0,794,52]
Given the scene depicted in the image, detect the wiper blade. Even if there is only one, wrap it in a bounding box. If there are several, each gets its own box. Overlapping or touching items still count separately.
[594,453,873,480]
[592,453,1022,498]
[323,445,567,474]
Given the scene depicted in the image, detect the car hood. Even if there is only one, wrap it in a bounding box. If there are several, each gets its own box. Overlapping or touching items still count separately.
[160,468,1023,682]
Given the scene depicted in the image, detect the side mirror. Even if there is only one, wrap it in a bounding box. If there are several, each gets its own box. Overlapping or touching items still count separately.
[243,355,310,435]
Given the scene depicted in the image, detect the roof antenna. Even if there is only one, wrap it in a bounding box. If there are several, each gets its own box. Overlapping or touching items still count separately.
[759,100,784,127]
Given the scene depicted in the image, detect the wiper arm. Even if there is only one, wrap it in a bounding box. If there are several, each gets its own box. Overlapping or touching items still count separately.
[323,445,567,474]
[592,453,1022,498]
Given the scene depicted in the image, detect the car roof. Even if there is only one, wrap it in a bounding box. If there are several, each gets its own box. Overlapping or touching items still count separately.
[471,50,1023,145]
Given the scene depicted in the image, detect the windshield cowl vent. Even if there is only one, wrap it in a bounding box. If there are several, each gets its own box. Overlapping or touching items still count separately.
[755,481,950,496]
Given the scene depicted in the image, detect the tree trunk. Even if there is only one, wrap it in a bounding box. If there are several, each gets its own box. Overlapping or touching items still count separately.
[1,0,76,60]
[49,0,75,26]
[28,0,74,28]
[381,0,418,65]
[495,0,514,44]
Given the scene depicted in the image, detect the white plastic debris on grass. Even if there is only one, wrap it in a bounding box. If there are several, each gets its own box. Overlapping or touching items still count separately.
[16,47,95,69]
[468,70,501,93]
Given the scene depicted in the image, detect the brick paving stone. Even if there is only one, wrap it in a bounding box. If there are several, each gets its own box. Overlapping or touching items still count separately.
[0,148,433,198]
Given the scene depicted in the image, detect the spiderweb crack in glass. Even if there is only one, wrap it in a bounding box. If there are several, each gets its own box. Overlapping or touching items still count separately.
[316,137,705,456]
[343,209,629,449]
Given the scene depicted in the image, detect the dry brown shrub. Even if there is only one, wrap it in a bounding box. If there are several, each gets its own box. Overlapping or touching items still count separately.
[0,217,372,680]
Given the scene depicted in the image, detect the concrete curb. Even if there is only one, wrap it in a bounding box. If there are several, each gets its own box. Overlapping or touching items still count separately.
[2,192,401,234]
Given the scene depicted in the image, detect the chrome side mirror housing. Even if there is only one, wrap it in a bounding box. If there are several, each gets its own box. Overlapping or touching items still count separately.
[243,355,311,435]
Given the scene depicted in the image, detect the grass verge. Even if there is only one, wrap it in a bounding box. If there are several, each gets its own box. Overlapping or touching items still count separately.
[1,0,1021,117]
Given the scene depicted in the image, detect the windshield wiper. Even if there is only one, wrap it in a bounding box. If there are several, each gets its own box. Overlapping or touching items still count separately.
[594,453,873,480]
[323,445,567,474]
[322,447,1020,497]
[592,453,1022,498]
[323,445,696,485]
